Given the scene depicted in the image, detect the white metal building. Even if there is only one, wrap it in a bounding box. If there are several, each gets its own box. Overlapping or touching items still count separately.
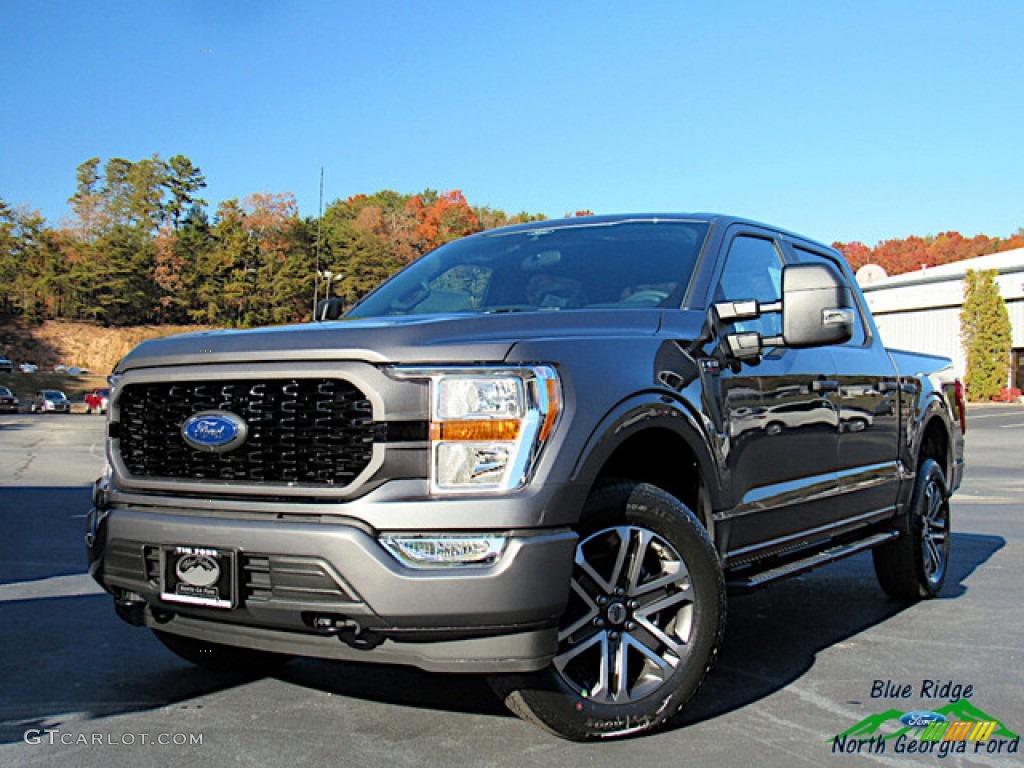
[857,247,1024,389]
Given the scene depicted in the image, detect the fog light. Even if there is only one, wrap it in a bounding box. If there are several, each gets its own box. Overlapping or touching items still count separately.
[382,536,507,568]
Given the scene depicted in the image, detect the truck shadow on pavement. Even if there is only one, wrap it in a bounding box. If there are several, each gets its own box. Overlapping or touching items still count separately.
[675,531,1003,729]
[0,478,1003,743]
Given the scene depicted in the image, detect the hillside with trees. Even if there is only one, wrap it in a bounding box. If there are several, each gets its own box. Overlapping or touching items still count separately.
[0,155,545,329]
[3,153,1023,332]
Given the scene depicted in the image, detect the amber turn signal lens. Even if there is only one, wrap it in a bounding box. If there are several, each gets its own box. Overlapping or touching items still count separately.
[539,376,561,441]
[430,419,521,442]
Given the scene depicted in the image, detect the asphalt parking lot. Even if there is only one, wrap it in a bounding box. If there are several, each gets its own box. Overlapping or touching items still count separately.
[1,406,1021,767]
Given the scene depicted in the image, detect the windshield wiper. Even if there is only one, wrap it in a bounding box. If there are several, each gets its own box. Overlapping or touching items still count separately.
[483,306,529,314]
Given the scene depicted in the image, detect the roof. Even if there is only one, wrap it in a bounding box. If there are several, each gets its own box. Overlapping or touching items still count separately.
[475,212,836,252]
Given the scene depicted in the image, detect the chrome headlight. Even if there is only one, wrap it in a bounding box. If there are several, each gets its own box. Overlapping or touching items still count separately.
[392,365,561,493]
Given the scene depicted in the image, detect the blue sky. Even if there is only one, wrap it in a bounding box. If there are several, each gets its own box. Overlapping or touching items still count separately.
[2,1,1022,245]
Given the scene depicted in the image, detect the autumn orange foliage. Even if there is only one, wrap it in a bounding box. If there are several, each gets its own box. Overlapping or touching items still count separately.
[834,231,1024,276]
[406,190,481,252]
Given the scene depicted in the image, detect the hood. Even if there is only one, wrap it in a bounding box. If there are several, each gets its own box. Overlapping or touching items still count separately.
[116,310,664,372]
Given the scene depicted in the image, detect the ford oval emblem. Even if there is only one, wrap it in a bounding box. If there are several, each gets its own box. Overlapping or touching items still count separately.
[181,410,248,453]
[899,711,947,728]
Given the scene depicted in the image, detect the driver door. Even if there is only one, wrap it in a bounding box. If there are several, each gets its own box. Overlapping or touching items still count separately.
[711,227,842,556]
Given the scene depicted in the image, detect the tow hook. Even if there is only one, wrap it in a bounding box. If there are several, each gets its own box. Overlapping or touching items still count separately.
[339,625,384,650]
[305,613,385,650]
[114,591,147,627]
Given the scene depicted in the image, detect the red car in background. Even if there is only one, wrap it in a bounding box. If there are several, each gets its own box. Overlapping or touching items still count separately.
[0,386,19,413]
[85,388,111,414]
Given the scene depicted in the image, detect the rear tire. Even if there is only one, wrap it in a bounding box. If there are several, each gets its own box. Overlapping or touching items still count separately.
[873,458,951,599]
[153,629,292,673]
[489,481,725,740]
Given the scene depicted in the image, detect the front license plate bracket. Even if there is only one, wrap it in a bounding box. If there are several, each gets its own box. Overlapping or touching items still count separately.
[160,546,235,609]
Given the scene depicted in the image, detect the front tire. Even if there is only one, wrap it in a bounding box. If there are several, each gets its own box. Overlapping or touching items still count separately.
[873,458,951,599]
[490,482,725,740]
[153,629,292,673]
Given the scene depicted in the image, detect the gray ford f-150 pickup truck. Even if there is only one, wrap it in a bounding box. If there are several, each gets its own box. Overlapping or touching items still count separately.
[87,213,965,739]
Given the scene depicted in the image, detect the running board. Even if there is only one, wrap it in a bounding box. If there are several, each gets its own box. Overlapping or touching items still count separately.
[727,531,898,591]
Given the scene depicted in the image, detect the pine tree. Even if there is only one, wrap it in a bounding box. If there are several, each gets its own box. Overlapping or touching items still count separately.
[960,269,1012,401]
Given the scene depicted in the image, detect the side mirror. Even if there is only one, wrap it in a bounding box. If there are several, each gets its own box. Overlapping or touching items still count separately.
[710,262,854,363]
[316,297,347,321]
[780,263,854,347]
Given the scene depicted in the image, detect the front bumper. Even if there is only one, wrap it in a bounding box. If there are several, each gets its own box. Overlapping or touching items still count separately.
[87,504,576,673]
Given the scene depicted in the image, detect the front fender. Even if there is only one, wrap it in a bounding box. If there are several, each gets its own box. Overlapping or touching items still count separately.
[570,392,725,514]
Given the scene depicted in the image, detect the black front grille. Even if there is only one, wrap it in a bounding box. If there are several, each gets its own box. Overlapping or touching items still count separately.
[117,379,378,485]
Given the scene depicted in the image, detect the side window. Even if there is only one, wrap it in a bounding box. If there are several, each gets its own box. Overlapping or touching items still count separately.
[792,246,866,346]
[714,235,783,336]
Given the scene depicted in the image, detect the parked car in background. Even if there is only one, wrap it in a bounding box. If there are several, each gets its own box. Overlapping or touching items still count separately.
[85,388,111,414]
[19,363,38,373]
[0,386,19,412]
[0,354,13,373]
[31,390,71,413]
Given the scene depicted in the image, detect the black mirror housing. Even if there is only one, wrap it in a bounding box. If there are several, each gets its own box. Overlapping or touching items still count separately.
[316,297,347,321]
[781,263,854,348]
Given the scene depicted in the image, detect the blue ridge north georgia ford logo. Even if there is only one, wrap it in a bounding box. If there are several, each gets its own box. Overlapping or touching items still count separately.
[181,410,248,453]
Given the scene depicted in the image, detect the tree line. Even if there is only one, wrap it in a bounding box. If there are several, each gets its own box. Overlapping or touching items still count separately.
[0,155,544,327]
[2,153,1022,328]
[835,230,1024,276]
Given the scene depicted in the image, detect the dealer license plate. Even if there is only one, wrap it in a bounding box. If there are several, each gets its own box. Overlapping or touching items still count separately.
[160,546,235,609]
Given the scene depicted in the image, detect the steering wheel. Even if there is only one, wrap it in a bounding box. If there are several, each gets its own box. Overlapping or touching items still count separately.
[621,290,669,307]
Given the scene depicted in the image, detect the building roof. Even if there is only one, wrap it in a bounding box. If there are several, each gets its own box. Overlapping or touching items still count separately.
[860,246,1024,314]
[860,246,1024,291]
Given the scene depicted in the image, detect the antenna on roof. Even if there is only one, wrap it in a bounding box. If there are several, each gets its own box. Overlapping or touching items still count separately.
[313,167,324,318]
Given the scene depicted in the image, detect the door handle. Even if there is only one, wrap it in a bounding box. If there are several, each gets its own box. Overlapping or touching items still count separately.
[812,378,840,393]
[878,380,915,394]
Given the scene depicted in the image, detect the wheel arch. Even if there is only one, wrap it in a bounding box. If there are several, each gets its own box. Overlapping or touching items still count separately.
[918,414,951,476]
[570,395,722,538]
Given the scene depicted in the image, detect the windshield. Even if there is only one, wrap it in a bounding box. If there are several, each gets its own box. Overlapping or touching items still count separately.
[348,220,709,318]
